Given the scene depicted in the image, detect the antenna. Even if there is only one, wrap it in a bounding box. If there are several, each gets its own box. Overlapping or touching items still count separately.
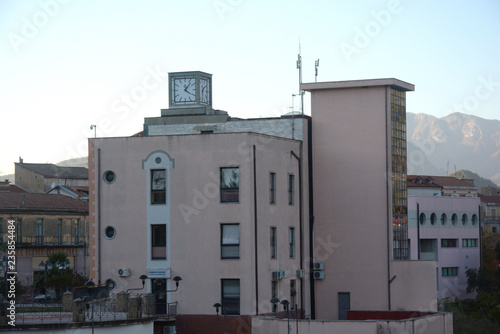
[296,42,304,114]
[315,59,320,82]
[90,125,97,138]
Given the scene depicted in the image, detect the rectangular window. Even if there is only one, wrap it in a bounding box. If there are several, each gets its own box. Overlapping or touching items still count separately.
[221,224,240,259]
[221,279,240,315]
[152,224,167,259]
[16,219,22,244]
[220,167,239,203]
[271,280,279,313]
[290,279,296,310]
[289,227,295,258]
[151,169,167,204]
[270,227,277,259]
[441,239,457,248]
[269,172,276,204]
[36,218,43,245]
[74,219,80,244]
[58,219,63,245]
[442,267,458,277]
[288,174,295,205]
[462,239,477,247]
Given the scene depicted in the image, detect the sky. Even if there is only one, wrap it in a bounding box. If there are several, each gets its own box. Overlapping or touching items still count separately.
[1,0,499,175]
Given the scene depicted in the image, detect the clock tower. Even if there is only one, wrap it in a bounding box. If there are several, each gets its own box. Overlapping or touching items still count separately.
[168,71,212,109]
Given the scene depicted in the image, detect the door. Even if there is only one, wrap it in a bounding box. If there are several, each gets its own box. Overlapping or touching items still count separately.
[338,292,350,320]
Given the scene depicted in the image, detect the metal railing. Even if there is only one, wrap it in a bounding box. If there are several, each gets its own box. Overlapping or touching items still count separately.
[9,235,88,247]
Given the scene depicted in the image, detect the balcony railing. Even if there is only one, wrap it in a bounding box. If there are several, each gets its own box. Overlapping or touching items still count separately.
[6,235,88,247]
[483,215,500,223]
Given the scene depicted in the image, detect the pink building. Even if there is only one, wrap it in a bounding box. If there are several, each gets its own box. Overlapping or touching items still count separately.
[407,176,481,299]
[88,73,441,333]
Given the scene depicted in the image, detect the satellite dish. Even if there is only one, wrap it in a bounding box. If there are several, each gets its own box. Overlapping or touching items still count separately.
[51,182,56,189]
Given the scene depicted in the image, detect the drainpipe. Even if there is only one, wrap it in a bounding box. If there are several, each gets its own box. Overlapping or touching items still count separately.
[385,86,392,310]
[307,118,316,319]
[291,146,304,314]
[478,204,482,270]
[253,145,259,315]
[417,203,420,260]
[97,148,102,284]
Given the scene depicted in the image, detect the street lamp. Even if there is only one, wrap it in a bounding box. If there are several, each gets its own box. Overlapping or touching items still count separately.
[126,274,149,293]
[38,260,53,297]
[281,299,290,334]
[83,296,95,334]
[270,297,280,316]
[213,302,227,334]
[167,276,182,292]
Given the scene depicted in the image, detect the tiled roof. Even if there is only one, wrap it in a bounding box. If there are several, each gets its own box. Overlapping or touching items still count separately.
[0,193,88,213]
[407,175,475,188]
[479,194,500,204]
[0,184,27,193]
[16,163,88,179]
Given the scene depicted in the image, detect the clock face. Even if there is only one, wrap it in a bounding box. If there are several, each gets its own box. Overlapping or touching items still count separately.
[172,77,196,104]
[200,78,210,104]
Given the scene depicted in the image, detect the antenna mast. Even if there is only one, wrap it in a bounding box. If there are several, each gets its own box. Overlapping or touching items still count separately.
[297,43,304,115]
[315,59,320,82]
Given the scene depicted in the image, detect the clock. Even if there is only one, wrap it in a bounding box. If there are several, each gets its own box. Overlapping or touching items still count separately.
[172,77,196,104]
[168,71,212,108]
[200,78,210,104]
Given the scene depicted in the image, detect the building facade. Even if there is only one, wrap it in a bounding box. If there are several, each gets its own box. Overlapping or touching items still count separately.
[302,79,437,320]
[407,176,481,299]
[480,194,500,233]
[0,193,89,290]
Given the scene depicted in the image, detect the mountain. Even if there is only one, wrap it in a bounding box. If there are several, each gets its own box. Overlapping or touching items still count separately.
[407,112,500,186]
[449,169,498,189]
[56,157,88,168]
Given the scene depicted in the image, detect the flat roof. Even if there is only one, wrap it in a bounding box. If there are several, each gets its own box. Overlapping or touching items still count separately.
[301,78,414,92]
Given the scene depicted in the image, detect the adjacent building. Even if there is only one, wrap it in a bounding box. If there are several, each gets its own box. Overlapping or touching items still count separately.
[15,160,88,193]
[480,194,500,233]
[407,175,481,299]
[0,192,89,290]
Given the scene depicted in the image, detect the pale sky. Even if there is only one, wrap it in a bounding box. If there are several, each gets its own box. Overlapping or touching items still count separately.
[1,0,499,175]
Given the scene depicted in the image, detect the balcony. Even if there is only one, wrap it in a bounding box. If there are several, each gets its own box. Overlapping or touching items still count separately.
[10,235,88,247]
[483,215,500,223]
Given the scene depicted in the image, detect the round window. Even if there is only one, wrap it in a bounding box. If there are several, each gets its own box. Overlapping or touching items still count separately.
[103,170,116,183]
[451,214,458,225]
[105,226,116,239]
[430,213,437,225]
[105,279,116,291]
[471,214,477,225]
[419,213,426,225]
[462,214,468,226]
[441,213,447,226]
[155,157,162,164]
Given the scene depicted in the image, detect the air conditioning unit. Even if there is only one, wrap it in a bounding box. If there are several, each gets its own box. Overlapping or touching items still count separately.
[279,270,287,279]
[272,270,287,280]
[117,268,130,277]
[313,271,325,280]
[313,262,325,270]
[296,269,305,278]
[163,326,176,334]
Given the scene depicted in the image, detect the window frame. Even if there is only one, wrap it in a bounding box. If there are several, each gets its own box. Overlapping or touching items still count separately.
[269,172,276,204]
[151,224,167,260]
[289,227,296,258]
[441,239,457,248]
[221,279,240,315]
[36,218,44,245]
[270,227,277,259]
[151,169,167,205]
[462,238,477,248]
[220,167,240,203]
[221,223,240,260]
[442,267,458,277]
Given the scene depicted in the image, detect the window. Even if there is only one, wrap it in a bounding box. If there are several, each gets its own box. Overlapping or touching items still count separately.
[36,218,43,245]
[221,224,240,259]
[16,219,22,244]
[493,226,498,233]
[151,224,166,259]
[430,213,437,225]
[442,267,458,277]
[289,227,295,258]
[270,227,277,259]
[103,170,116,183]
[74,219,80,244]
[290,280,297,310]
[58,219,63,245]
[105,226,116,239]
[220,167,239,203]
[462,214,468,226]
[0,218,3,244]
[151,169,166,204]
[462,239,477,247]
[271,280,279,313]
[221,279,240,315]
[269,172,276,204]
[471,214,477,226]
[441,239,457,248]
[419,213,426,225]
[441,213,447,226]
[288,174,295,205]
[452,214,458,225]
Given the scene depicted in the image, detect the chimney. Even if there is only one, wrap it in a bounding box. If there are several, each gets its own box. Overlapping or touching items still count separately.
[19,156,23,163]
[21,193,26,207]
